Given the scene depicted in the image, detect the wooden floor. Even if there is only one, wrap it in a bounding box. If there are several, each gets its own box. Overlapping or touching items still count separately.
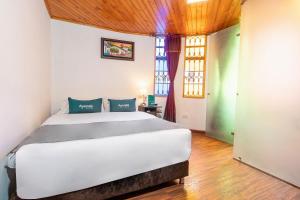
[121,132,300,200]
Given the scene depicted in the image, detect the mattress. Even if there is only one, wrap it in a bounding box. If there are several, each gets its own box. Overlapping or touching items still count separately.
[14,111,192,199]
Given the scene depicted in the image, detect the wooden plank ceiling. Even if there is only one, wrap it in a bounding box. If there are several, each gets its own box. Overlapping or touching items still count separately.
[45,0,241,36]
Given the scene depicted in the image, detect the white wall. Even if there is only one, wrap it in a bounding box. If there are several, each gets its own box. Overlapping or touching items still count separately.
[0,0,51,158]
[0,1,51,199]
[51,20,155,113]
[51,21,207,131]
[234,0,300,186]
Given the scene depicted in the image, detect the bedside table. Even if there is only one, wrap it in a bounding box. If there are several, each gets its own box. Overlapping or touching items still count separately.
[138,105,163,118]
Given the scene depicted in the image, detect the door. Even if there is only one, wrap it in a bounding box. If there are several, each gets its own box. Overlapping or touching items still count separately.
[206,25,240,144]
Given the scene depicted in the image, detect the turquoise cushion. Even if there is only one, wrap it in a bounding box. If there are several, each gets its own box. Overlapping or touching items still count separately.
[109,98,136,112]
[68,98,102,114]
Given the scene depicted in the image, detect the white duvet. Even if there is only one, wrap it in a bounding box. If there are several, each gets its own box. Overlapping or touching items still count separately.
[16,111,191,199]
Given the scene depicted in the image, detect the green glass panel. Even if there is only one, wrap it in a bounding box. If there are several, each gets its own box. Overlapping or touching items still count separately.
[206,25,240,144]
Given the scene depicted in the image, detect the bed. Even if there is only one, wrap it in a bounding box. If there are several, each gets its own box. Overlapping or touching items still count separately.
[7,111,191,200]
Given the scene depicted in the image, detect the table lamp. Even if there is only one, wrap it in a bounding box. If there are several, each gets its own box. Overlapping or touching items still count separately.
[139,88,147,106]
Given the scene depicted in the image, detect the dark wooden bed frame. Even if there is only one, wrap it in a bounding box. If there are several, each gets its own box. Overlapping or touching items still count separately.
[8,161,189,200]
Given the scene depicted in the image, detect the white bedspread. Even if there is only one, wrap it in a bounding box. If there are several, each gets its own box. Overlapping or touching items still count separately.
[16,112,191,199]
[43,111,156,125]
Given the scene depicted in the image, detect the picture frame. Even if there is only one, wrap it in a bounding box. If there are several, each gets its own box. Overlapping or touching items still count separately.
[101,38,135,61]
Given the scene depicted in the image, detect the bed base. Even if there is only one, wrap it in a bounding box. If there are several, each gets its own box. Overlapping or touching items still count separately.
[8,161,188,200]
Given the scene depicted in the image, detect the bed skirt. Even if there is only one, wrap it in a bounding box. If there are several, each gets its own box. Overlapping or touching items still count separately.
[8,161,189,200]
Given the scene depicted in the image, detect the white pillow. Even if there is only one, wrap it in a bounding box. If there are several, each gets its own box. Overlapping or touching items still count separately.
[60,100,69,114]
[103,99,110,112]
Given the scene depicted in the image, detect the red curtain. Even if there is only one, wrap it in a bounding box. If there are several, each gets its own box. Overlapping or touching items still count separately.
[164,35,181,122]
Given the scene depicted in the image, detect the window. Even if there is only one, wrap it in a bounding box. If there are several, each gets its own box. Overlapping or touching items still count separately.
[154,37,169,96]
[183,36,207,98]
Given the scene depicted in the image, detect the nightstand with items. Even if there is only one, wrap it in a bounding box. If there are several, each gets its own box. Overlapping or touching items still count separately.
[138,105,163,118]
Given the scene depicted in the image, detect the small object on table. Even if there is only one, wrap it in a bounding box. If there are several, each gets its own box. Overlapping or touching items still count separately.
[138,105,162,118]
[148,95,155,106]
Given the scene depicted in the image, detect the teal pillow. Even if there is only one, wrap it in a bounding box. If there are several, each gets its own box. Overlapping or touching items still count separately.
[68,98,102,114]
[109,98,136,112]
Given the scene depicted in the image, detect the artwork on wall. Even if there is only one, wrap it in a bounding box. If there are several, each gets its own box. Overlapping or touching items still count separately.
[101,38,135,61]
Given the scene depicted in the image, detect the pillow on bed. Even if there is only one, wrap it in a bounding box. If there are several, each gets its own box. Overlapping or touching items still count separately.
[60,100,104,114]
[60,100,69,113]
[68,97,102,114]
[108,98,136,112]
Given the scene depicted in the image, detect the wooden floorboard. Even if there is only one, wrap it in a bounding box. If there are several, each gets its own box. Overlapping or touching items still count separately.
[120,132,300,200]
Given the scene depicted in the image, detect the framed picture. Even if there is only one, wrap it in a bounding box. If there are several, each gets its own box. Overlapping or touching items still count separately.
[101,38,135,61]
